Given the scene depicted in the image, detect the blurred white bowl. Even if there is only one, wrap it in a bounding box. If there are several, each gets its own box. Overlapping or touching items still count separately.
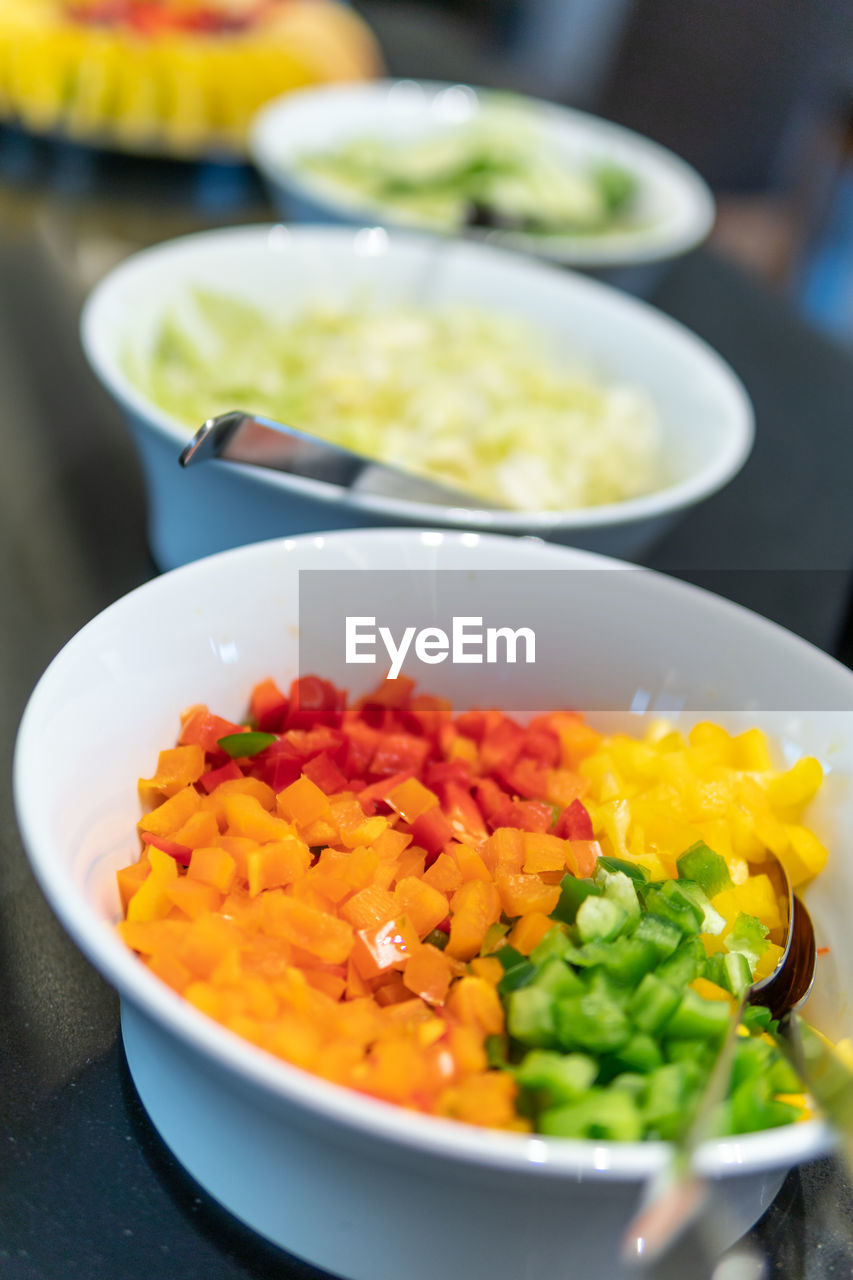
[249,79,716,271]
[81,225,752,571]
[14,529,852,1279]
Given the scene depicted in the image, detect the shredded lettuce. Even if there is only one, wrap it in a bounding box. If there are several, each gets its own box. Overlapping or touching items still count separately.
[127,289,663,511]
[296,103,640,237]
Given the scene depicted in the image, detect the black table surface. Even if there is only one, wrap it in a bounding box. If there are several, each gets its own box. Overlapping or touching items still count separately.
[2,126,853,1280]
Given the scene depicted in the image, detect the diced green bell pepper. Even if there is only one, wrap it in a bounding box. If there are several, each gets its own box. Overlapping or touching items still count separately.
[628,972,681,1035]
[676,842,733,898]
[507,985,558,1048]
[554,991,631,1054]
[597,855,649,884]
[642,880,704,935]
[576,894,629,943]
[632,912,683,961]
[612,1032,664,1074]
[540,1088,643,1141]
[515,1050,597,1104]
[656,936,706,988]
[665,988,732,1041]
[551,874,601,925]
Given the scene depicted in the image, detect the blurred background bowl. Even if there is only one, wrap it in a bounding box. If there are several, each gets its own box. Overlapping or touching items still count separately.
[80,223,752,571]
[249,78,716,277]
[13,528,852,1280]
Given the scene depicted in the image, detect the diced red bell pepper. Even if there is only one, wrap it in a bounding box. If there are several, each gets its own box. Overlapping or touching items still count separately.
[249,678,289,734]
[284,727,348,765]
[492,799,553,834]
[198,759,244,793]
[424,759,474,791]
[553,798,595,841]
[140,832,192,866]
[285,676,345,730]
[369,733,431,779]
[179,708,245,756]
[479,715,526,772]
[520,727,561,767]
[493,755,548,800]
[410,806,454,861]
[454,709,488,742]
[301,751,349,796]
[358,703,396,731]
[443,782,489,846]
[403,695,452,739]
[358,675,416,711]
[343,721,381,777]
[475,777,510,824]
[250,738,303,791]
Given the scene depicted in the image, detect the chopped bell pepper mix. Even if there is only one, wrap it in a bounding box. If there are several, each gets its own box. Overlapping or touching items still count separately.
[117,676,827,1138]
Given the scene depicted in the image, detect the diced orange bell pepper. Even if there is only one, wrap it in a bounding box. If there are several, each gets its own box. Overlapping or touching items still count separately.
[126,845,178,922]
[138,784,201,838]
[188,846,237,894]
[483,827,525,873]
[506,911,555,955]
[164,877,222,920]
[339,883,399,930]
[445,880,501,960]
[246,837,312,896]
[422,852,463,893]
[171,810,220,851]
[386,777,440,823]
[494,868,560,918]
[278,775,333,827]
[394,876,449,937]
[446,976,505,1035]
[451,843,492,884]
[522,832,568,874]
[566,839,602,879]
[223,793,294,843]
[116,859,149,911]
[402,943,453,1005]
[351,916,420,980]
[261,893,354,964]
[138,745,206,804]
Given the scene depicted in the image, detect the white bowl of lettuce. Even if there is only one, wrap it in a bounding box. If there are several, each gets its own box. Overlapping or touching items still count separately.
[250,80,716,270]
[80,224,751,570]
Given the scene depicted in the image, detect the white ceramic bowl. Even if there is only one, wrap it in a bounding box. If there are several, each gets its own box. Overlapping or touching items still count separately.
[13,529,853,1280]
[249,79,716,271]
[80,224,753,571]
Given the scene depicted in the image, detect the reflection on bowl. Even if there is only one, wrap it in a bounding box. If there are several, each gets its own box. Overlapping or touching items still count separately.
[249,80,716,270]
[81,225,752,571]
[13,529,853,1280]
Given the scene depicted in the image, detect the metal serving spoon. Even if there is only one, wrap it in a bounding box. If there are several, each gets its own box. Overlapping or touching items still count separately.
[623,852,818,1279]
[179,410,502,510]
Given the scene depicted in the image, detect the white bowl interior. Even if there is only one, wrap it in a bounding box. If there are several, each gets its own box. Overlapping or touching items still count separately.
[14,529,853,1186]
[81,224,753,532]
[250,80,716,267]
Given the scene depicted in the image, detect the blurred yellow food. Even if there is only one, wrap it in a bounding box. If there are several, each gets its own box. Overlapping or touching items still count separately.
[577,720,828,943]
[0,0,381,155]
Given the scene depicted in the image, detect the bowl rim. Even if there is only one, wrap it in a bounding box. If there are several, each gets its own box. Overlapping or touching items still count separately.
[248,77,717,269]
[14,529,840,1183]
[80,222,754,532]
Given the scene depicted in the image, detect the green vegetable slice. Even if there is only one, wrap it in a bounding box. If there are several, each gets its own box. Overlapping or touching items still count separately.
[217,731,277,758]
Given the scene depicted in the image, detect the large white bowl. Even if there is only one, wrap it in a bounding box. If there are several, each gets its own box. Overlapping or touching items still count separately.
[13,529,853,1280]
[80,224,752,571]
[249,79,716,270]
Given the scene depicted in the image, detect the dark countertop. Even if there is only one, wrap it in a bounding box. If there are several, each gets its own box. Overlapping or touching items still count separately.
[2,122,853,1280]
